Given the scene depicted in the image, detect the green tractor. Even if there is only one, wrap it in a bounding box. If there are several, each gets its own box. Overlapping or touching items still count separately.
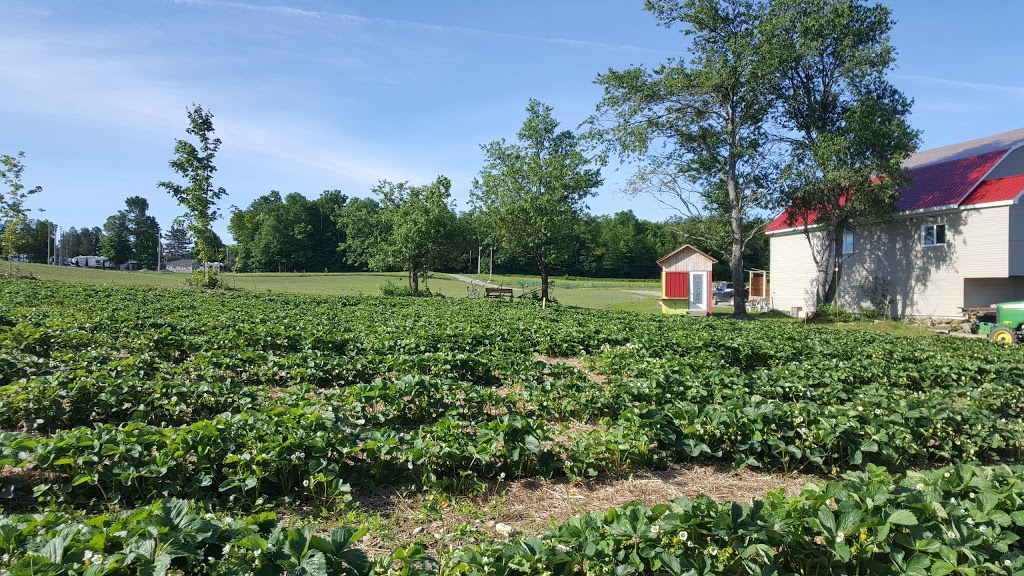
[974,301,1024,345]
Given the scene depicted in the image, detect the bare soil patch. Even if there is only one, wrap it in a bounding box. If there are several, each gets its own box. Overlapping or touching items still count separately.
[348,463,809,557]
[534,355,607,385]
[498,464,807,535]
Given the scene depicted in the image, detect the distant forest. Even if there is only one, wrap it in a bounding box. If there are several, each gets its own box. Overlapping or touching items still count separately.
[13,193,768,280]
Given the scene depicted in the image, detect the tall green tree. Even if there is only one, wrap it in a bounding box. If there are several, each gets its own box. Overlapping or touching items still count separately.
[101,213,132,266]
[336,197,383,271]
[369,176,459,294]
[588,0,776,316]
[0,152,43,272]
[473,99,603,301]
[98,197,160,268]
[769,0,918,305]
[14,219,54,263]
[157,104,228,277]
[60,226,104,257]
[162,225,193,261]
[124,196,161,268]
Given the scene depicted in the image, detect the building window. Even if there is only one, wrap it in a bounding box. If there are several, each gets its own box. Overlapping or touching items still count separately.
[921,224,946,246]
[842,231,854,255]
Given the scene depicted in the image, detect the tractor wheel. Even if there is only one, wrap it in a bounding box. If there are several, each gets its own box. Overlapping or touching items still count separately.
[991,328,1016,345]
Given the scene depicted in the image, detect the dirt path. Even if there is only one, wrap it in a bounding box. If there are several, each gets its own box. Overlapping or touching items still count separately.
[624,290,661,297]
[447,273,503,288]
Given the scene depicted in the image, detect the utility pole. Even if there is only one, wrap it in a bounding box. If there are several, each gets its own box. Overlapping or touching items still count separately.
[489,247,492,282]
[157,238,162,272]
[477,246,482,275]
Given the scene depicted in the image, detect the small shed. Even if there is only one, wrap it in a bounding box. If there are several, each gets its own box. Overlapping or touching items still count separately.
[656,244,717,316]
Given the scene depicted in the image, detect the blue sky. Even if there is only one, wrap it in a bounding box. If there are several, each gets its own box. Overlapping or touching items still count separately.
[2,0,1022,243]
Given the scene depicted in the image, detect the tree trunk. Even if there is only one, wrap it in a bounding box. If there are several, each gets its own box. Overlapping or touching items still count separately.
[409,268,419,295]
[726,115,748,318]
[825,226,845,306]
[728,179,748,318]
[536,253,552,301]
[814,225,841,307]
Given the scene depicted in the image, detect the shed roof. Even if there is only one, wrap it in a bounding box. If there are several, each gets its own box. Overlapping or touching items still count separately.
[961,174,1024,206]
[656,244,718,266]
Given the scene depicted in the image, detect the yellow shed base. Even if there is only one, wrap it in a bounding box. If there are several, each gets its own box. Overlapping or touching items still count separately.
[659,299,690,315]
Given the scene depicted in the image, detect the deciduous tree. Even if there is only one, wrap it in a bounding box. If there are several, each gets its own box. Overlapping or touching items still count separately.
[124,196,160,268]
[0,151,43,273]
[101,212,132,266]
[157,104,228,279]
[769,0,918,305]
[588,0,777,316]
[368,176,459,294]
[473,99,603,302]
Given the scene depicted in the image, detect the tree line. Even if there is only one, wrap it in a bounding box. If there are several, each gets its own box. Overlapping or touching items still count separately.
[6,212,207,271]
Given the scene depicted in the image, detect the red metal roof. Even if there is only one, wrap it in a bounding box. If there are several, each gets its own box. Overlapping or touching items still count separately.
[961,174,1024,206]
[765,194,847,232]
[765,207,805,232]
[765,148,1010,233]
[893,149,1007,211]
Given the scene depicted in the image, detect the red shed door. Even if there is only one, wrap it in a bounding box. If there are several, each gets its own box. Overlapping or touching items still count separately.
[665,272,689,298]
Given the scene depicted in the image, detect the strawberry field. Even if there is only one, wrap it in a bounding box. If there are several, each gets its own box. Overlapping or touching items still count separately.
[1,280,1023,575]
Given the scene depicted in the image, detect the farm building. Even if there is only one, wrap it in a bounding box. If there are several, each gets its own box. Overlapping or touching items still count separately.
[767,127,1024,318]
[656,244,716,316]
[164,259,224,273]
[164,259,200,273]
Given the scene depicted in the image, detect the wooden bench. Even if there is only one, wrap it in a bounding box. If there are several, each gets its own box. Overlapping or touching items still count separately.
[485,287,514,300]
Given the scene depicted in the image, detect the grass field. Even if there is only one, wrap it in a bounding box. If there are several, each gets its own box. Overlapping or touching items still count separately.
[12,263,665,311]
[13,264,491,297]
[463,272,660,290]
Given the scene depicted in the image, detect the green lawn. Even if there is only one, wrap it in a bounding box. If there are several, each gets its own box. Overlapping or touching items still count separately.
[10,264,661,310]
[463,273,660,291]
[9,264,473,298]
[218,272,472,297]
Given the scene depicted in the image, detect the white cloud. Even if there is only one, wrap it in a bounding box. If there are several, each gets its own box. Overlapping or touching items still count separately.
[0,23,440,207]
[171,0,660,54]
[899,75,1024,97]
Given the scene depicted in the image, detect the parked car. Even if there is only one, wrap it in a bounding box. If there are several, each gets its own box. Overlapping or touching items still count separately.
[712,282,735,305]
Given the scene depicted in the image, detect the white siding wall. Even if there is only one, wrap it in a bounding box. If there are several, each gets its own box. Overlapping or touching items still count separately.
[1010,203,1024,276]
[768,232,823,313]
[769,206,1011,318]
[964,278,1015,308]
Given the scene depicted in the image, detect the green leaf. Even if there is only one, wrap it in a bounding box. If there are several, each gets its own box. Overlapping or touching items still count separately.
[931,559,957,576]
[887,510,918,526]
[817,508,837,534]
[837,510,864,534]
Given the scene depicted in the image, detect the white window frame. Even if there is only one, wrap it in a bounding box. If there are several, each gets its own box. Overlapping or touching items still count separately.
[841,231,854,255]
[921,223,947,247]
